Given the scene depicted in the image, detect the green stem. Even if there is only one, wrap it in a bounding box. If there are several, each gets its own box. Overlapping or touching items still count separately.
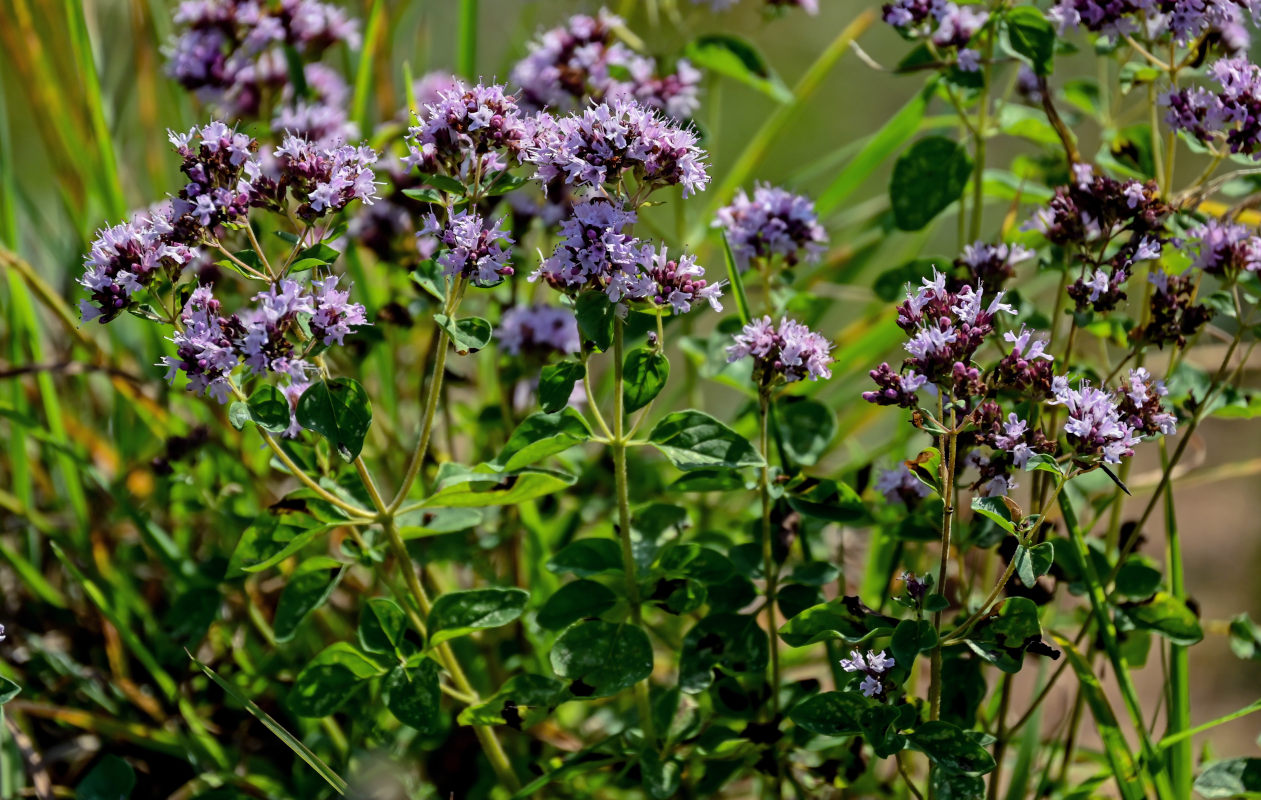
[758,388,783,800]
[612,318,657,747]
[388,279,466,511]
[1160,437,1192,798]
[457,0,479,79]
[927,402,958,753]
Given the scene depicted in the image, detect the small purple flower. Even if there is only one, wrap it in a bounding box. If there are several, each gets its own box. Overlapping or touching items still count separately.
[527,99,709,198]
[641,246,725,315]
[534,199,647,301]
[727,316,834,384]
[876,465,931,505]
[714,183,828,271]
[1118,367,1178,436]
[1163,56,1261,158]
[956,241,1034,287]
[499,305,581,356]
[511,10,701,119]
[839,649,896,698]
[423,210,515,287]
[161,285,241,403]
[236,280,314,380]
[1049,377,1141,465]
[1187,218,1261,276]
[403,81,534,179]
[79,204,199,323]
[309,275,368,345]
[274,135,381,219]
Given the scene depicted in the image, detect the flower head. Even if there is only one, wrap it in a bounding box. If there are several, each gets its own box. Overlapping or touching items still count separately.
[714,183,828,271]
[404,81,534,178]
[499,305,581,356]
[423,210,515,287]
[274,135,380,219]
[727,316,834,384]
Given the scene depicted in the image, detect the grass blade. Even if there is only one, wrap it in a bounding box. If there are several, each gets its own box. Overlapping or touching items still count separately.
[458,0,479,79]
[720,232,751,325]
[189,654,349,796]
[352,0,387,133]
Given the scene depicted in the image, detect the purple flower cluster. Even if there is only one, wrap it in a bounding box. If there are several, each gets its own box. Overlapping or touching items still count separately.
[168,121,265,230]
[714,184,828,271]
[1140,268,1213,347]
[79,205,200,323]
[166,0,359,117]
[1187,218,1261,276]
[421,210,515,287]
[1049,376,1142,465]
[876,464,931,505]
[528,100,709,198]
[956,241,1035,288]
[498,305,581,356]
[839,649,895,699]
[1164,56,1261,158]
[403,81,534,179]
[511,10,701,119]
[1027,166,1169,312]
[163,286,240,402]
[161,278,367,401]
[534,200,723,312]
[883,0,988,71]
[1049,0,1258,44]
[726,316,834,384]
[1119,367,1178,436]
[994,325,1056,396]
[273,134,380,220]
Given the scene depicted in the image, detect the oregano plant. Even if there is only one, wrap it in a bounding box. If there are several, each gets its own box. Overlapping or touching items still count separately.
[0,0,1260,798]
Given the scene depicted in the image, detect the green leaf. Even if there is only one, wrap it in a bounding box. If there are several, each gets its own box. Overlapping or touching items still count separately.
[1113,559,1162,600]
[228,507,336,575]
[1005,7,1056,76]
[402,186,445,204]
[971,495,1017,534]
[931,768,986,799]
[889,136,972,231]
[420,464,578,508]
[624,347,669,413]
[648,410,763,472]
[668,469,745,492]
[296,378,372,461]
[908,721,996,776]
[228,402,251,431]
[411,259,447,300]
[418,172,467,195]
[1022,452,1063,475]
[191,656,348,794]
[546,539,623,577]
[458,674,564,727]
[683,34,793,104]
[550,620,653,699]
[779,400,836,466]
[537,580,618,630]
[0,676,20,705]
[539,361,586,414]
[891,618,938,667]
[358,597,413,655]
[679,613,769,693]
[434,313,492,355]
[778,596,898,648]
[962,596,1043,673]
[1194,758,1261,798]
[641,748,682,800]
[575,291,615,352]
[788,691,867,736]
[787,478,867,523]
[720,232,752,324]
[246,385,292,433]
[396,507,484,540]
[1013,541,1054,588]
[1053,636,1146,800]
[484,170,531,197]
[1228,613,1261,660]
[77,754,136,800]
[274,557,344,642]
[493,409,591,471]
[384,659,441,732]
[289,643,385,717]
[427,587,529,647]
[1122,592,1203,646]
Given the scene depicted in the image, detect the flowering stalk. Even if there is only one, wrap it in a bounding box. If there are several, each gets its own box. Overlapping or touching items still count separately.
[925,405,957,749]
[611,316,657,746]
[758,386,784,800]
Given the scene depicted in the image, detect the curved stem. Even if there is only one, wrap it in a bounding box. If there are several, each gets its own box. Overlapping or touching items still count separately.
[227,384,374,518]
[612,318,657,747]
[388,279,466,511]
